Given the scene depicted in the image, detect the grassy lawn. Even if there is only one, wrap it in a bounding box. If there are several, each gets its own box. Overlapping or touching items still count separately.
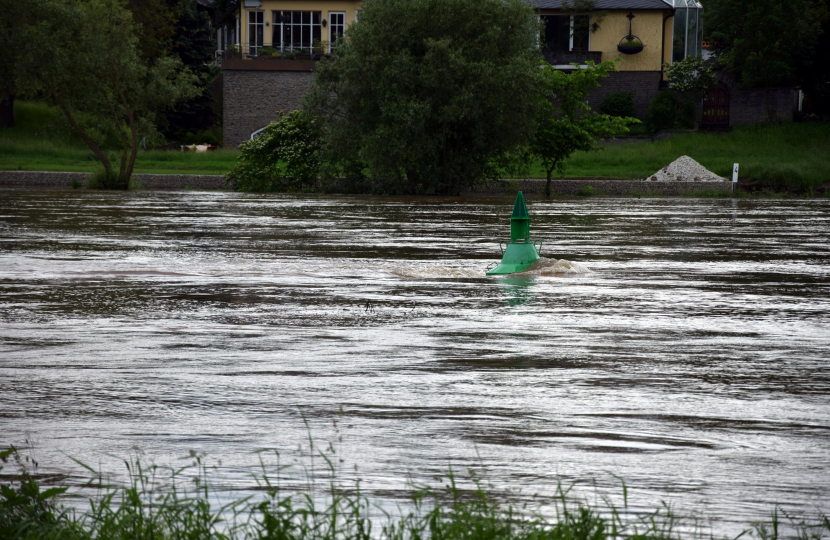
[2,101,829,187]
[532,122,830,187]
[0,101,239,175]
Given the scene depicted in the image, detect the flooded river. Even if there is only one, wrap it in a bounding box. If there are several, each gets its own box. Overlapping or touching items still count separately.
[1,190,829,534]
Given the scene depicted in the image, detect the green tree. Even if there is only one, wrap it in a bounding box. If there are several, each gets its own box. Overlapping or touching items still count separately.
[159,0,221,143]
[305,0,544,195]
[0,0,31,127]
[663,56,717,100]
[227,111,322,192]
[530,61,636,198]
[705,0,829,111]
[15,0,198,189]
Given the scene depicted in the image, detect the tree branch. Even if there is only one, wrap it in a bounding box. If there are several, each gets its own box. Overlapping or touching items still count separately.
[54,93,112,173]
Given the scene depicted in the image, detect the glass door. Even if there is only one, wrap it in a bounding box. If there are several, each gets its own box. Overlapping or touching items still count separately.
[248,10,264,56]
[329,12,345,51]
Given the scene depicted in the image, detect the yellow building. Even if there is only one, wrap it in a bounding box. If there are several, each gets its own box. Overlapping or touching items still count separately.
[231,0,363,56]
[227,0,703,64]
[221,0,708,145]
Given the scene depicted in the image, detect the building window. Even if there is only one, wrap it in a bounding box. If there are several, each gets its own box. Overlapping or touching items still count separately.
[672,0,703,62]
[248,10,264,55]
[329,12,345,50]
[271,11,322,52]
[541,15,589,52]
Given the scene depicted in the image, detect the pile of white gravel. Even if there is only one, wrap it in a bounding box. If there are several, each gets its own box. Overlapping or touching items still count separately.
[644,156,726,182]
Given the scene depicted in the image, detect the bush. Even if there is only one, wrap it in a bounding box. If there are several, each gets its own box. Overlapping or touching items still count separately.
[576,185,595,197]
[678,98,697,129]
[87,165,120,189]
[742,163,813,193]
[645,91,679,133]
[600,91,635,118]
[226,110,321,193]
[305,0,543,195]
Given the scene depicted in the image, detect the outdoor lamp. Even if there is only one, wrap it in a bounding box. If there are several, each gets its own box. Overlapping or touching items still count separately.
[322,19,327,27]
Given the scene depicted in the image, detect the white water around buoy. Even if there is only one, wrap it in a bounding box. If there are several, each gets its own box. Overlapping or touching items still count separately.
[388,258,589,279]
[388,263,484,279]
[519,257,590,275]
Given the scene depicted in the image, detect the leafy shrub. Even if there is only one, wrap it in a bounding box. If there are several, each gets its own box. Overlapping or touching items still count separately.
[663,56,716,100]
[742,163,811,192]
[600,91,635,118]
[678,98,697,129]
[258,47,278,57]
[87,165,120,189]
[576,185,595,197]
[227,110,321,193]
[645,91,679,133]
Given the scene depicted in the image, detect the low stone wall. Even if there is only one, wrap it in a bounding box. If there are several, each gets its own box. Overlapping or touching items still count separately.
[468,178,733,196]
[0,171,734,196]
[0,171,228,190]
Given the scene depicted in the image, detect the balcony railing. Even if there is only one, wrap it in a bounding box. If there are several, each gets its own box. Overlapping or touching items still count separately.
[542,50,603,66]
[219,42,334,61]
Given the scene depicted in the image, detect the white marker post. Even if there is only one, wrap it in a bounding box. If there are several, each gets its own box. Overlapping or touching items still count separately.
[732,163,739,194]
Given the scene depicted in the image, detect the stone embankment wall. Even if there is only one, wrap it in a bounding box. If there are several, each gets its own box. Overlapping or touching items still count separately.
[0,171,733,196]
[469,178,733,196]
[0,171,227,190]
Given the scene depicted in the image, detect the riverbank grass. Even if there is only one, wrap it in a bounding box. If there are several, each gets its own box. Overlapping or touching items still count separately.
[0,101,239,175]
[2,446,830,540]
[2,101,829,191]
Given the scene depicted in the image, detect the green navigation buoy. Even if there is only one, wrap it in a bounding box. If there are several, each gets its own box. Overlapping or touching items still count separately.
[486,192,542,276]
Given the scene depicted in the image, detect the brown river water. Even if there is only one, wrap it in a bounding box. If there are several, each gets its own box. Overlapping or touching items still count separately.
[1,190,829,534]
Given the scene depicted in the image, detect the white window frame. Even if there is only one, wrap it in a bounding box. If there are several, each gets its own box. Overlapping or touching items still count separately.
[540,14,589,53]
[328,11,346,52]
[248,10,264,55]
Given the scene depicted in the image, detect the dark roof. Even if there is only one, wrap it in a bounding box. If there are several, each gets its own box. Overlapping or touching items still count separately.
[529,0,673,10]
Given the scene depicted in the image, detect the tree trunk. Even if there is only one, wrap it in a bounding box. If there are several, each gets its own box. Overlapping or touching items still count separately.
[56,95,113,175]
[0,96,14,128]
[546,169,552,198]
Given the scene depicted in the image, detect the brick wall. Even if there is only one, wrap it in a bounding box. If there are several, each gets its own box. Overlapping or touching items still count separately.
[586,71,663,118]
[715,71,795,126]
[729,86,795,126]
[223,69,314,148]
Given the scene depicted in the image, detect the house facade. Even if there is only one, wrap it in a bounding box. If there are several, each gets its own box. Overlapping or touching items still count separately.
[221,0,785,147]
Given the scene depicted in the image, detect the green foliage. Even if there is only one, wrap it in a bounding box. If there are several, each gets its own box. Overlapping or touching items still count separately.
[741,162,818,193]
[663,56,716,100]
[3,445,830,540]
[88,166,121,189]
[645,91,698,132]
[529,60,637,196]
[305,0,544,195]
[158,0,221,144]
[600,91,635,118]
[678,99,697,129]
[227,111,322,192]
[576,185,596,196]
[619,40,644,48]
[525,122,830,190]
[645,91,680,133]
[14,0,198,189]
[0,447,71,539]
[705,0,829,94]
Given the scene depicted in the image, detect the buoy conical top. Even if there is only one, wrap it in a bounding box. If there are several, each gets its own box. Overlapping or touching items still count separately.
[512,191,529,219]
[510,191,530,242]
[486,191,541,276]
